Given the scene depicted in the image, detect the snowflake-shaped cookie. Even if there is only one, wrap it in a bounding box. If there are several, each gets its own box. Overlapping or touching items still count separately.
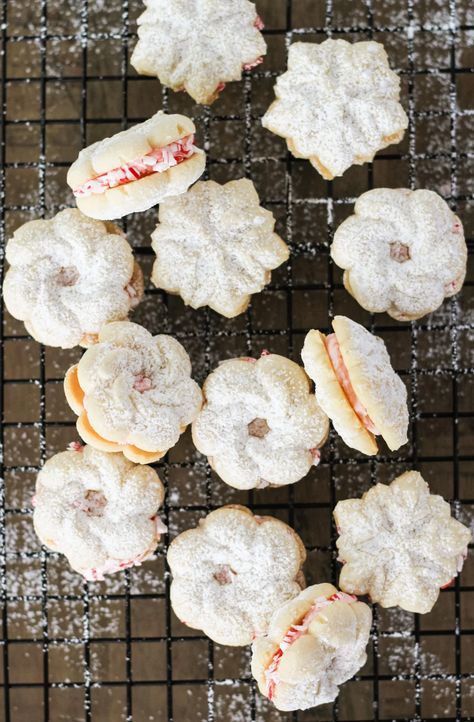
[192,353,329,490]
[251,583,372,711]
[167,505,306,645]
[331,189,467,321]
[64,321,203,464]
[3,209,143,348]
[151,179,289,317]
[131,0,267,105]
[33,444,166,580]
[334,471,471,614]
[262,40,408,179]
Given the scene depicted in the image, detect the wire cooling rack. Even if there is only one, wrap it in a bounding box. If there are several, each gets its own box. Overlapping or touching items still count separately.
[0,0,473,720]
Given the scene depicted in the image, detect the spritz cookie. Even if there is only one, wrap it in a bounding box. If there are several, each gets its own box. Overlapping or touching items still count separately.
[192,353,329,490]
[67,111,205,219]
[151,179,289,317]
[251,583,372,711]
[331,189,467,321]
[167,505,306,646]
[33,444,166,580]
[262,40,408,179]
[131,0,266,105]
[334,471,471,614]
[3,209,143,348]
[301,316,408,455]
[64,321,202,464]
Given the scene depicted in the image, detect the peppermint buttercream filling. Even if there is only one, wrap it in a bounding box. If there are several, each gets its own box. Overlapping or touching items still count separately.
[73,134,197,198]
[325,334,380,436]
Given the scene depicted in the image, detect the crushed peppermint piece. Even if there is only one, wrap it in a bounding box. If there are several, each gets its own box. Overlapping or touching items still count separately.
[73,135,197,198]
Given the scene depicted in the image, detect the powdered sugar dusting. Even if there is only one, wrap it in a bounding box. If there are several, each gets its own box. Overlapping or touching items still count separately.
[33,445,166,578]
[69,322,203,455]
[251,583,372,711]
[335,471,471,613]
[167,506,306,646]
[130,0,267,104]
[331,188,468,320]
[265,591,357,700]
[3,209,143,349]
[262,40,408,179]
[151,179,289,318]
[192,353,329,490]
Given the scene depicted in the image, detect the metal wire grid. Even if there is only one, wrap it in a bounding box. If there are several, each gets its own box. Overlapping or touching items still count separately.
[0,0,473,720]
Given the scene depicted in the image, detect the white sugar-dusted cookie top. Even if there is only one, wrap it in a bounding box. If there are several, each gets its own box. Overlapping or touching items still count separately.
[334,471,471,613]
[301,316,408,454]
[251,583,372,711]
[67,322,202,457]
[192,353,329,490]
[332,316,408,451]
[151,179,289,317]
[67,111,205,220]
[331,189,467,321]
[263,40,408,179]
[168,505,306,646]
[3,209,143,348]
[33,445,166,580]
[131,0,266,105]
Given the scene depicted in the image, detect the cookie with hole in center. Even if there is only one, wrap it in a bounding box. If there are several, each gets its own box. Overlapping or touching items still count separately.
[151,179,289,317]
[331,188,467,320]
[3,208,143,349]
[64,321,203,464]
[301,316,408,455]
[167,505,306,645]
[131,0,266,105]
[33,444,166,580]
[334,471,471,614]
[192,353,329,490]
[262,39,407,179]
[67,110,205,219]
[251,583,372,711]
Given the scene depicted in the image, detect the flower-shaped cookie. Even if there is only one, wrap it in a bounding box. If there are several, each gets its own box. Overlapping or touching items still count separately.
[33,444,166,580]
[167,505,306,645]
[262,40,408,179]
[331,189,467,321]
[302,316,408,456]
[3,209,143,348]
[151,179,289,317]
[192,353,329,490]
[131,0,266,105]
[334,471,471,613]
[251,583,372,711]
[64,322,203,464]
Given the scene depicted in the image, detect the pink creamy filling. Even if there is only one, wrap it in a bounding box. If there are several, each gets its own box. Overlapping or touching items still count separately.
[264,591,357,700]
[133,374,153,393]
[325,334,380,436]
[83,515,167,582]
[444,274,463,295]
[68,441,84,452]
[73,134,197,198]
